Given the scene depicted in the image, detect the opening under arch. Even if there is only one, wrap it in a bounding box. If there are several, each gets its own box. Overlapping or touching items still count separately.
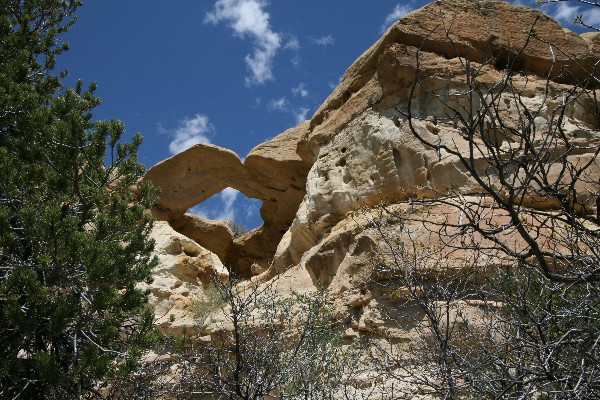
[187,187,264,233]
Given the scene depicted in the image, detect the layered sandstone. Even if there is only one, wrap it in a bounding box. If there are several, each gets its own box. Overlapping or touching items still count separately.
[272,0,600,284]
[144,0,600,344]
[139,221,229,335]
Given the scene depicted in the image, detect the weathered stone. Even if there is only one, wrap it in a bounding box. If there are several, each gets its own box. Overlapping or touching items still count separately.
[168,213,233,262]
[140,221,228,335]
[273,0,600,284]
[300,0,600,161]
[144,123,311,276]
[144,144,248,214]
[144,0,600,356]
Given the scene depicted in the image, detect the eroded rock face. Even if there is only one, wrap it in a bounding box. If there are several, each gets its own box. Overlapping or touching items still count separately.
[167,213,232,263]
[140,221,229,335]
[144,144,246,213]
[300,0,599,161]
[144,0,600,344]
[143,123,311,275]
[272,0,600,280]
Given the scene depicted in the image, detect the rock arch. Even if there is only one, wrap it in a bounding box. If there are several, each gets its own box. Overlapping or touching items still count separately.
[143,122,311,276]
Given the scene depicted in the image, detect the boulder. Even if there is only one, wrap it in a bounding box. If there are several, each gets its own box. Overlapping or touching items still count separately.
[168,213,233,262]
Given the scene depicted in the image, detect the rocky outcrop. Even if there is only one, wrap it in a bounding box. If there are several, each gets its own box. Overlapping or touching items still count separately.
[140,221,229,335]
[144,0,600,344]
[273,0,600,278]
[144,144,246,214]
[167,214,232,263]
[300,0,599,161]
[143,123,311,275]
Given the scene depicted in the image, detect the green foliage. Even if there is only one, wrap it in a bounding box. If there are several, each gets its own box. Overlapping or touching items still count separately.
[188,283,226,323]
[0,1,159,397]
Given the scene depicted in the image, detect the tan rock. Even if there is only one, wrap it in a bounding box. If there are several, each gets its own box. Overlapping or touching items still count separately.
[273,0,600,282]
[249,262,269,276]
[140,221,229,334]
[300,0,600,161]
[244,121,311,191]
[582,32,600,54]
[168,213,233,262]
[143,351,159,364]
[145,0,600,355]
[144,124,311,276]
[157,354,174,363]
[195,335,212,344]
[344,327,360,339]
[144,144,248,213]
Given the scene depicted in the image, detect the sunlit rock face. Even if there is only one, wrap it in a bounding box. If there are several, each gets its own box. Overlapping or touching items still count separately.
[140,221,228,335]
[272,0,600,285]
[143,122,311,276]
[144,0,600,339]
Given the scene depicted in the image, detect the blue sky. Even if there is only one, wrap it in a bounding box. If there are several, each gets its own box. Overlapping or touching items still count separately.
[56,0,596,230]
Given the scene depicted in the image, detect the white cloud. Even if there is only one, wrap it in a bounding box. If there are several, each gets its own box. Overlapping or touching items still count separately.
[268,97,289,111]
[312,34,334,46]
[381,4,413,33]
[550,2,600,27]
[292,83,308,98]
[243,197,261,220]
[293,107,310,125]
[188,205,208,219]
[217,187,239,221]
[267,96,310,125]
[588,9,600,26]
[290,54,302,68]
[189,187,240,221]
[167,114,213,155]
[553,2,579,24]
[284,36,300,50]
[328,75,343,90]
[206,0,281,85]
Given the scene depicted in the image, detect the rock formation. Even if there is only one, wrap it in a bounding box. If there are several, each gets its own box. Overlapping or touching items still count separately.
[272,0,599,285]
[139,221,229,335]
[144,0,600,341]
[143,123,311,275]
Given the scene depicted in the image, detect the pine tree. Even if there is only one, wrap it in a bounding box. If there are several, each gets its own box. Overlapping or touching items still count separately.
[0,1,159,397]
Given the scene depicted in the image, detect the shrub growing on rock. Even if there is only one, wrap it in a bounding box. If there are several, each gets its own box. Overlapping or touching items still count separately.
[190,277,356,399]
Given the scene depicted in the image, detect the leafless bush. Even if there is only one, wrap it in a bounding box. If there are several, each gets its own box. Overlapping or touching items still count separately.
[370,6,600,398]
[96,274,364,399]
[189,276,360,399]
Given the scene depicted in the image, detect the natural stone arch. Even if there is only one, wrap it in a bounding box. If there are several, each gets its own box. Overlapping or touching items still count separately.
[143,123,312,276]
[144,144,261,215]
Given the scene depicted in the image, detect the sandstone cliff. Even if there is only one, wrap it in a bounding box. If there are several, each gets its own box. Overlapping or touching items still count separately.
[144,0,599,339]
